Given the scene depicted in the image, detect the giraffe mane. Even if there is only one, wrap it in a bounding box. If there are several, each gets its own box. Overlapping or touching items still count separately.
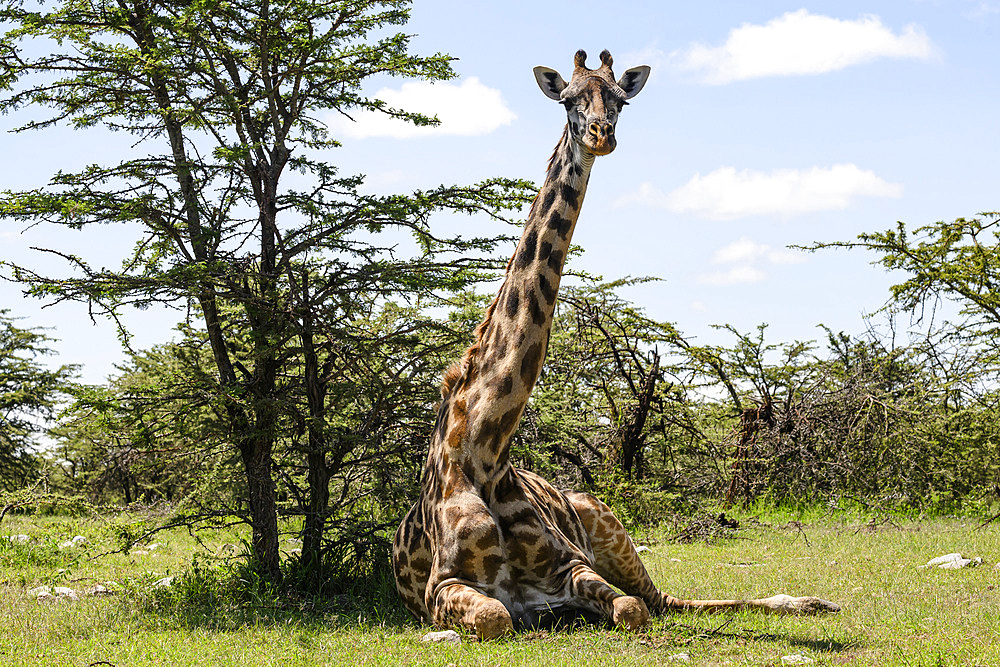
[440,265,508,399]
[441,136,566,400]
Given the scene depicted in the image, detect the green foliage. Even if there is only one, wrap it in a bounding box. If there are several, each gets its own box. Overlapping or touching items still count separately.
[520,276,695,490]
[527,279,1000,516]
[812,212,1000,384]
[0,533,73,569]
[0,311,76,490]
[0,0,533,582]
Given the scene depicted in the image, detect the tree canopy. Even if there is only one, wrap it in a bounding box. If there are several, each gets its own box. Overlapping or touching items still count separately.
[0,0,532,582]
[0,311,75,490]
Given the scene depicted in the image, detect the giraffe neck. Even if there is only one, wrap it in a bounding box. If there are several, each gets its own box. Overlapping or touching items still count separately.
[425,127,595,497]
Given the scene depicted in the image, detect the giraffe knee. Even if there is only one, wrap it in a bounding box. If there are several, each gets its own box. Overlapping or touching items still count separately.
[474,597,513,640]
[612,595,649,630]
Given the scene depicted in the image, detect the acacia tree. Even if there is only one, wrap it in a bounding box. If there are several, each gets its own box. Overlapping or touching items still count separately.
[813,213,1000,390]
[0,311,75,490]
[518,278,696,489]
[0,0,530,582]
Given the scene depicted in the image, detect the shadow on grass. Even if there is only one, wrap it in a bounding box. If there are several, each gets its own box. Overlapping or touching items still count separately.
[128,588,862,654]
[650,618,863,655]
[129,592,421,634]
[122,558,861,652]
[758,633,861,653]
[120,557,420,634]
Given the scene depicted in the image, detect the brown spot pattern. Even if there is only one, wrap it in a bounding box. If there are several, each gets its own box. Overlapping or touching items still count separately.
[547,212,572,238]
[516,227,538,269]
[527,289,546,326]
[519,341,543,386]
[547,249,564,273]
[538,274,557,304]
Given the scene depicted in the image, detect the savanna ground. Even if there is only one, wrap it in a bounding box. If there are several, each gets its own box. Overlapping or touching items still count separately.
[1,507,998,666]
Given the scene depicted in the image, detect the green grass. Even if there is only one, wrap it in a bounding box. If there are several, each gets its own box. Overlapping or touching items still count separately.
[1,510,998,665]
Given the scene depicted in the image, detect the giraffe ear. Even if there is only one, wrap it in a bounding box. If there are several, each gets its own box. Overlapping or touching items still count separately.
[533,66,567,101]
[618,66,650,99]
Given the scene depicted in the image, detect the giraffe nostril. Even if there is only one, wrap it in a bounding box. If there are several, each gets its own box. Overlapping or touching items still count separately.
[606,124,614,135]
[588,122,601,137]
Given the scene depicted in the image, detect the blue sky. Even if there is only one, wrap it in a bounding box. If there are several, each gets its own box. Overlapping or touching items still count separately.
[3,1,1000,382]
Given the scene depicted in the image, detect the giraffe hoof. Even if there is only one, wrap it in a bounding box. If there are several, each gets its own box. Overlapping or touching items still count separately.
[793,596,841,614]
[762,594,841,614]
[612,595,650,630]
[473,598,513,640]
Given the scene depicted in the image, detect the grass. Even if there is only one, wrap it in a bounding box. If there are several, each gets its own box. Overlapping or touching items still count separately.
[1,509,998,666]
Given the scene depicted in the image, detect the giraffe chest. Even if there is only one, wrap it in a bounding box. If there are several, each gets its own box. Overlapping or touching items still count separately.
[485,470,596,606]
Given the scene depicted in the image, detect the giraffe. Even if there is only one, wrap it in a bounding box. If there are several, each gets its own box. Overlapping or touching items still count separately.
[392,49,840,640]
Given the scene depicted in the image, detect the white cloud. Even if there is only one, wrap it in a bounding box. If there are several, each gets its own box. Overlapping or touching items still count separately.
[618,164,902,221]
[327,77,516,139]
[673,10,935,84]
[699,265,766,286]
[711,236,805,266]
[965,1,1000,19]
[699,236,804,286]
[615,181,672,209]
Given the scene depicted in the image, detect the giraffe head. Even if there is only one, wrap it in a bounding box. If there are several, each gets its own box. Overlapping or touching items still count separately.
[533,50,650,156]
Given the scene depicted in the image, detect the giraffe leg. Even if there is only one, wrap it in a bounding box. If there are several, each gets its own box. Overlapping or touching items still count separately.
[425,495,515,640]
[432,581,513,639]
[564,490,667,611]
[392,501,433,622]
[564,490,840,615]
[567,562,649,630]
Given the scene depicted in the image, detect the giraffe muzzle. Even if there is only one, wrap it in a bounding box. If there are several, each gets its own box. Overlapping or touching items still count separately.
[586,122,616,155]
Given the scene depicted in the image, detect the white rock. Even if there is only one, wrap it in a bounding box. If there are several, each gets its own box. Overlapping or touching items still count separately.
[152,576,175,588]
[32,585,78,601]
[59,535,89,549]
[86,584,115,597]
[781,655,815,665]
[921,552,964,567]
[52,586,79,601]
[147,543,161,550]
[4,534,30,543]
[421,629,462,644]
[920,553,983,569]
[668,652,691,662]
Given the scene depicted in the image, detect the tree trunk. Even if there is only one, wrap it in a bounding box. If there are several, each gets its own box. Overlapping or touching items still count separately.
[620,354,659,480]
[300,284,330,571]
[239,432,282,583]
[725,400,775,507]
